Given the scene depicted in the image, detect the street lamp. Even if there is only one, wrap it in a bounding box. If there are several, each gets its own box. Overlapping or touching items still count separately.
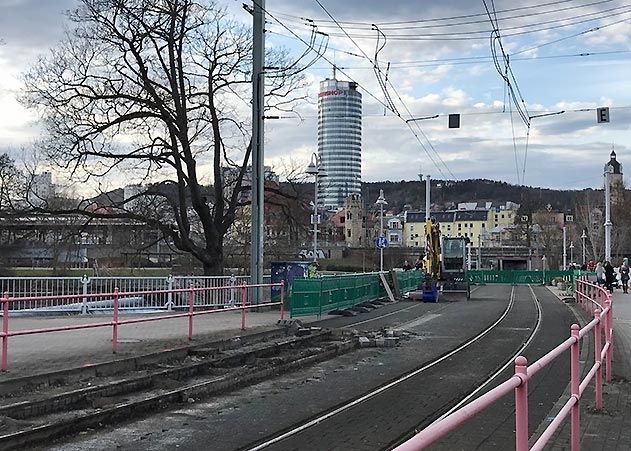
[581,229,587,265]
[542,255,547,285]
[604,166,613,262]
[569,241,574,267]
[375,189,388,272]
[305,153,326,263]
[562,225,567,270]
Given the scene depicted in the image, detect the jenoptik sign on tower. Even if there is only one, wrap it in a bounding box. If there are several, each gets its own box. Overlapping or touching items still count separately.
[318,89,346,97]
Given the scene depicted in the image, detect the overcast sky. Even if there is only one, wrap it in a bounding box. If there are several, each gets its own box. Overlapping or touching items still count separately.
[1,0,630,191]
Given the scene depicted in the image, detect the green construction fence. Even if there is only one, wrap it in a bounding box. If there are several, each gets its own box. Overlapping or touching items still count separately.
[290,270,422,318]
[289,269,599,318]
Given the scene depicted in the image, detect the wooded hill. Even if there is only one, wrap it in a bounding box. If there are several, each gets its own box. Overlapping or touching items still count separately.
[360,179,602,213]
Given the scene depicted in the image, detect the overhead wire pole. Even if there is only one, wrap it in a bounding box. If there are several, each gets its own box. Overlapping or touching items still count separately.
[250,0,265,303]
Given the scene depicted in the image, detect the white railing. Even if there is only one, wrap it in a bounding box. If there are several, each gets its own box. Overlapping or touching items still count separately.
[0,275,272,313]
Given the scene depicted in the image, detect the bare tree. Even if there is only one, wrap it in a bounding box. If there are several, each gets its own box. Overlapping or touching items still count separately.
[0,154,23,213]
[21,0,306,274]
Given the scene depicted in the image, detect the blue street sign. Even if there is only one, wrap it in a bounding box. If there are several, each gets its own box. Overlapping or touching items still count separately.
[375,236,388,249]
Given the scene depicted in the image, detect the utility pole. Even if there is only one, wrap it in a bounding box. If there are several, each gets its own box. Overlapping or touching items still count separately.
[425,175,431,221]
[376,190,387,272]
[250,0,265,302]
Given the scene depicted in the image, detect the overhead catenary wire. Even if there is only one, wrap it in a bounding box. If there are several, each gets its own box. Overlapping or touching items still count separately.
[269,0,607,27]
[277,105,631,120]
[275,6,631,41]
[482,0,533,185]
[266,29,631,67]
[312,0,456,179]
[512,12,631,55]
[308,1,452,178]
[283,0,621,33]
[252,0,452,179]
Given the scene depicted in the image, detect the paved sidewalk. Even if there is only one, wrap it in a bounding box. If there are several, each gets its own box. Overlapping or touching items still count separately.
[543,288,631,450]
[1,309,317,377]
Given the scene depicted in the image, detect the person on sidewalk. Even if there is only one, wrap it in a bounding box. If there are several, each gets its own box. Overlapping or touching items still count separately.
[621,258,630,294]
[604,261,616,294]
[596,261,605,286]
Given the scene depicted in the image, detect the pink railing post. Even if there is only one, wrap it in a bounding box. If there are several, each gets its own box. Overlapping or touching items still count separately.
[241,286,247,331]
[594,308,603,410]
[570,323,581,451]
[188,283,194,341]
[1,292,9,371]
[280,281,285,321]
[604,298,613,383]
[514,356,529,451]
[112,287,119,354]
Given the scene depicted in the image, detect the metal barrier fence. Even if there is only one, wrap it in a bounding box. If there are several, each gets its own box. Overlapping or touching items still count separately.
[290,271,421,318]
[395,278,613,451]
[0,275,271,313]
[396,270,422,291]
[467,269,574,285]
[0,281,285,371]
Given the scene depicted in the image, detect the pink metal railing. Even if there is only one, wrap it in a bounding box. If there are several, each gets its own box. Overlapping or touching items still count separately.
[395,276,613,451]
[0,281,285,372]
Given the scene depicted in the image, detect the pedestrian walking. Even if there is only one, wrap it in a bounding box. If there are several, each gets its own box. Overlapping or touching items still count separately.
[596,262,605,286]
[620,258,630,294]
[604,261,615,293]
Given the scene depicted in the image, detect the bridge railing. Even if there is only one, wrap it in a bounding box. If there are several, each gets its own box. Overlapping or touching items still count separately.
[0,281,285,372]
[394,277,613,451]
[0,275,271,314]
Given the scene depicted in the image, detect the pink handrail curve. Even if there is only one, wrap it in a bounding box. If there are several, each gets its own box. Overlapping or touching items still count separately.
[0,281,285,371]
[394,277,613,451]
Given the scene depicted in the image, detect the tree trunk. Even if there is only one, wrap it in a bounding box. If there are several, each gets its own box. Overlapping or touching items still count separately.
[201,237,224,276]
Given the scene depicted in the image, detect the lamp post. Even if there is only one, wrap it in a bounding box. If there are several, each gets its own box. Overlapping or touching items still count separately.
[569,241,574,267]
[376,190,388,272]
[562,225,567,270]
[477,235,482,269]
[305,154,326,263]
[581,229,587,265]
[604,167,613,262]
[542,255,547,285]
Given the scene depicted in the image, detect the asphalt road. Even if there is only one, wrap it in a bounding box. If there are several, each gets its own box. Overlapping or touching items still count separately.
[42,285,576,451]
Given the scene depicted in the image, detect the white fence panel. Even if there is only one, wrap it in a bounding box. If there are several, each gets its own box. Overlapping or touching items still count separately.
[1,274,273,313]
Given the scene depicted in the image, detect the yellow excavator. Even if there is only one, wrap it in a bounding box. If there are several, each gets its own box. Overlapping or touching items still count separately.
[419,217,470,302]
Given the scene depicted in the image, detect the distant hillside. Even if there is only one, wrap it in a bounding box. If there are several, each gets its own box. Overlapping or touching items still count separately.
[361,179,600,213]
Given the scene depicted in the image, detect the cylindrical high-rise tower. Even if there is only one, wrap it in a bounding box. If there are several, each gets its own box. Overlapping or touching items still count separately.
[318,78,362,209]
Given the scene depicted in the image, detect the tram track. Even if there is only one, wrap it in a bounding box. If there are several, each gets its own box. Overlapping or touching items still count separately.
[421,285,576,450]
[16,284,566,451]
[242,285,543,451]
[0,298,450,450]
[0,330,360,450]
